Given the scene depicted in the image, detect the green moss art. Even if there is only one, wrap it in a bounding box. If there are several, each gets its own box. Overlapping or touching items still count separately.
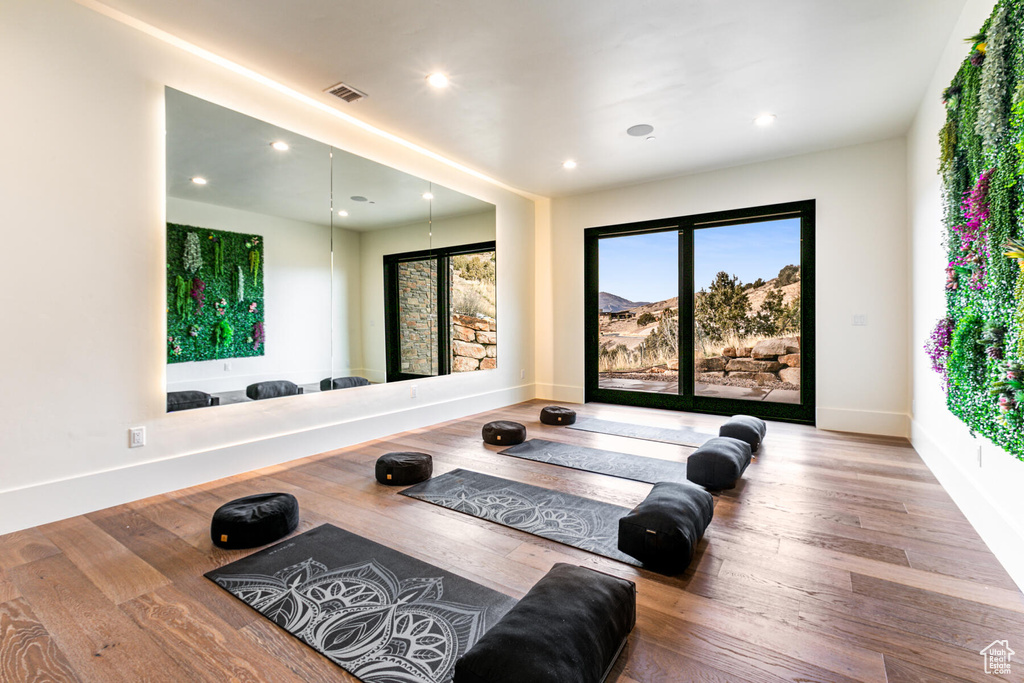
[166,223,264,363]
[936,0,1024,458]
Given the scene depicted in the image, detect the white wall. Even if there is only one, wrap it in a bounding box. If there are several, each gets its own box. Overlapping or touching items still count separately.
[0,0,535,533]
[907,0,1024,589]
[331,225,364,378]
[358,210,498,381]
[539,139,911,436]
[166,198,332,392]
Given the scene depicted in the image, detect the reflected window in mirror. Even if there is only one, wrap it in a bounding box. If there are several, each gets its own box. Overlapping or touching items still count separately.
[383,242,497,382]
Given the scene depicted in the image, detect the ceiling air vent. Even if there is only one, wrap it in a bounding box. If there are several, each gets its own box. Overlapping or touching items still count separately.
[324,81,367,103]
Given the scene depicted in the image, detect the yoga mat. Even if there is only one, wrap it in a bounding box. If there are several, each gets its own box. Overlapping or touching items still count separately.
[401,468,639,566]
[567,416,715,447]
[499,439,689,485]
[206,524,516,683]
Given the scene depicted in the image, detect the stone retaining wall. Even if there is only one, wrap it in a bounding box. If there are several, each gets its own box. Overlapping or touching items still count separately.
[452,314,497,372]
[697,337,800,386]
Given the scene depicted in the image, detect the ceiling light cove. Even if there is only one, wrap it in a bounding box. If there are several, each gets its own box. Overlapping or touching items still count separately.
[191,176,208,185]
[270,141,290,151]
[754,113,777,127]
[427,73,449,88]
[563,159,578,170]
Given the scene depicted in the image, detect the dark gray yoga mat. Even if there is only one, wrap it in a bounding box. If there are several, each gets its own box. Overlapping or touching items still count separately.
[206,523,516,683]
[567,416,715,447]
[401,468,640,566]
[499,439,689,485]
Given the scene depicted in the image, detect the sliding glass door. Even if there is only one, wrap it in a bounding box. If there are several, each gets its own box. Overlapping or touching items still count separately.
[585,201,815,424]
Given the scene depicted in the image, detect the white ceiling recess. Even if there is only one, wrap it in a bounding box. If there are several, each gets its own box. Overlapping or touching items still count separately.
[100,0,969,197]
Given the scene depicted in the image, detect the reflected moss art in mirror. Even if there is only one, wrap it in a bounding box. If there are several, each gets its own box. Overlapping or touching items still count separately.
[167,223,265,363]
[933,0,1024,459]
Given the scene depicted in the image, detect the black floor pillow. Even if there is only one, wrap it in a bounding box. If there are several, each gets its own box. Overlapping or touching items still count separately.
[719,414,767,452]
[454,563,635,683]
[618,481,713,574]
[482,420,527,445]
[540,406,577,425]
[375,452,433,486]
[211,493,299,549]
[686,436,752,490]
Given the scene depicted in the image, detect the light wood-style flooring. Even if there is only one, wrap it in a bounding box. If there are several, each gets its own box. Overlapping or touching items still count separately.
[2,400,1023,682]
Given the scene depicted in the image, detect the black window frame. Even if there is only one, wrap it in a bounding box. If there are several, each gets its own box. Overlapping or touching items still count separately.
[584,200,816,425]
[384,240,497,383]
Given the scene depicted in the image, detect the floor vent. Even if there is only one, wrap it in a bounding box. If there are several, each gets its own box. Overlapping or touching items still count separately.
[324,81,367,103]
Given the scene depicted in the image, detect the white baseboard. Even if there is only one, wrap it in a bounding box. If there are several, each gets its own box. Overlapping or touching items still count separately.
[0,384,535,536]
[911,421,1024,592]
[534,383,585,403]
[816,407,910,438]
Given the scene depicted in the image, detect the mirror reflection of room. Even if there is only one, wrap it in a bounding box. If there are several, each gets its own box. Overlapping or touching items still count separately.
[165,89,496,412]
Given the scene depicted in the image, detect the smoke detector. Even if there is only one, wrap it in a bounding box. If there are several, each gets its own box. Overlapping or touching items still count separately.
[324,81,367,103]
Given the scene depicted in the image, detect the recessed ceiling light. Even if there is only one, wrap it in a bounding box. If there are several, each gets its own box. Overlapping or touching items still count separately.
[351,195,368,202]
[427,73,449,88]
[754,113,777,127]
[337,210,349,217]
[271,141,289,151]
[627,124,654,137]
[645,136,656,142]
[191,176,207,185]
[422,192,434,200]
[563,160,577,169]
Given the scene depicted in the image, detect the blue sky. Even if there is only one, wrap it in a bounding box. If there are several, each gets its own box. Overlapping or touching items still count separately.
[598,218,800,302]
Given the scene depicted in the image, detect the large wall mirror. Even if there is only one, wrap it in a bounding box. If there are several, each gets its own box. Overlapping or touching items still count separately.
[165,88,496,411]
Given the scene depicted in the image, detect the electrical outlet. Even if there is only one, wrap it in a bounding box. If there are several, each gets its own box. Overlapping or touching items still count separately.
[224,362,232,371]
[520,369,526,380]
[410,385,418,399]
[852,314,867,326]
[129,427,146,448]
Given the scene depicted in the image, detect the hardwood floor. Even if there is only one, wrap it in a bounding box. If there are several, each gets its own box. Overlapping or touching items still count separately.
[2,399,1022,682]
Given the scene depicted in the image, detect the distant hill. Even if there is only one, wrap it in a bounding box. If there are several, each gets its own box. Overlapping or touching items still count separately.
[599,292,651,312]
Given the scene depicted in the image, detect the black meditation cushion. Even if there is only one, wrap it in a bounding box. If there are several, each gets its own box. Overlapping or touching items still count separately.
[319,376,371,391]
[539,405,577,426]
[166,390,219,412]
[454,563,635,683]
[211,493,299,550]
[618,481,714,574]
[719,414,767,452]
[246,380,303,401]
[375,452,433,486]
[482,420,527,446]
[686,436,752,490]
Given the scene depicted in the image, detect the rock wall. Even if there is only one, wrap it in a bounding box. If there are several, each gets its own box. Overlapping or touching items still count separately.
[452,314,497,372]
[397,260,438,375]
[697,337,801,386]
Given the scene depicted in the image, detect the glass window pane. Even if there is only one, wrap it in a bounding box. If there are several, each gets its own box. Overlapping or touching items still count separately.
[450,251,497,372]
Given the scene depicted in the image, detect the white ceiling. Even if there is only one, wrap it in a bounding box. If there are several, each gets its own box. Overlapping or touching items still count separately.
[118,0,968,197]
[167,88,493,229]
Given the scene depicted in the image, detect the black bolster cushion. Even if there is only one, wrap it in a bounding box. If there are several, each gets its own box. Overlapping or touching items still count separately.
[618,481,714,574]
[454,563,636,683]
[246,381,302,401]
[167,390,214,412]
[719,414,767,452]
[686,436,752,490]
[540,406,577,425]
[211,493,299,549]
[482,420,527,446]
[320,376,372,391]
[375,452,433,486]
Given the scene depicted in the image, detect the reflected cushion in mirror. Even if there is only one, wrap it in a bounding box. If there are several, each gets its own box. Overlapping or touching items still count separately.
[320,376,371,391]
[246,381,303,401]
[482,421,527,446]
[167,390,220,412]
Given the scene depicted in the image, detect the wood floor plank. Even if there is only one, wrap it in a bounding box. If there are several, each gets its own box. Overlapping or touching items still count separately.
[38,516,170,604]
[1,399,1021,682]
[0,598,80,683]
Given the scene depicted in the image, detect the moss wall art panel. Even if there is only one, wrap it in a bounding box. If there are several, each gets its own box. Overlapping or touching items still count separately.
[929,0,1024,459]
[166,223,265,363]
